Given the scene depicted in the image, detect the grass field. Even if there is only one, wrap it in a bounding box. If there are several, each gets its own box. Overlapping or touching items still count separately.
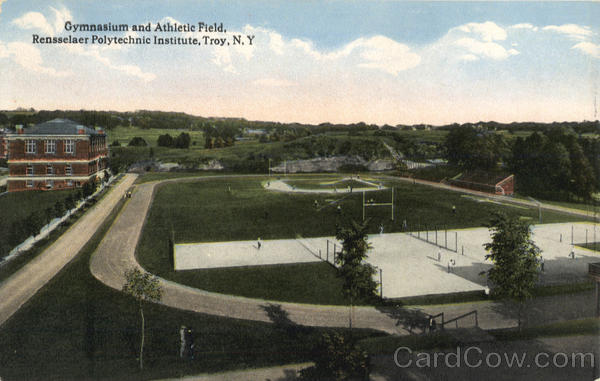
[174,262,377,305]
[136,175,589,304]
[0,193,382,380]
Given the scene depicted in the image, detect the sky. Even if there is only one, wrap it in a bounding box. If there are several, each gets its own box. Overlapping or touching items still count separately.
[0,1,598,125]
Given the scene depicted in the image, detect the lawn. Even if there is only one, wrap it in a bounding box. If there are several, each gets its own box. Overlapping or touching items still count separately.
[174,262,374,306]
[136,175,589,304]
[0,194,383,380]
[0,189,76,259]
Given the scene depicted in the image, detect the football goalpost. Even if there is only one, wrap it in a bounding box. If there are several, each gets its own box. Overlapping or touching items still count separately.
[362,187,394,221]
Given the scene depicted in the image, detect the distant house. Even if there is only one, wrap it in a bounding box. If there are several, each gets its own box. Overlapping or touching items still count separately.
[448,170,515,196]
[6,118,108,192]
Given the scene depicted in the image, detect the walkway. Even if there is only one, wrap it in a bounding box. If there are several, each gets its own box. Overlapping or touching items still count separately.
[0,174,136,327]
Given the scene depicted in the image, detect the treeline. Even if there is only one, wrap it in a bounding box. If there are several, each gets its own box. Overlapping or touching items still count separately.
[2,109,597,136]
[444,126,599,201]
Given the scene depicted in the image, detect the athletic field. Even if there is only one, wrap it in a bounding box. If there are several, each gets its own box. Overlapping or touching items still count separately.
[174,222,599,298]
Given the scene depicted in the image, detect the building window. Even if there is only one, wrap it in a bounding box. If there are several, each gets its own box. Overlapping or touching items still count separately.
[45,140,56,154]
[46,165,54,175]
[46,180,54,189]
[66,180,73,187]
[26,165,33,176]
[65,140,75,154]
[26,140,36,154]
[65,164,72,176]
[26,180,33,188]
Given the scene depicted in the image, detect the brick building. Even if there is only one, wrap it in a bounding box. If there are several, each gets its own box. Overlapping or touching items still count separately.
[6,119,108,192]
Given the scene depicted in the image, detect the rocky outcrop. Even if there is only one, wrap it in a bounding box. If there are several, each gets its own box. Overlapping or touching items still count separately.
[271,156,393,173]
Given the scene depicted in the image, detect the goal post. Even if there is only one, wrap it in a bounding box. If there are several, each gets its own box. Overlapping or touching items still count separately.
[362,187,394,221]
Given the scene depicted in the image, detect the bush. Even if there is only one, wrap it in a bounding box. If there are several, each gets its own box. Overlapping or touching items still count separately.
[299,332,370,381]
[128,137,147,147]
[110,140,121,147]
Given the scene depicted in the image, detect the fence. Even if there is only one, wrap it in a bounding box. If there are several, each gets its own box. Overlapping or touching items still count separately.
[406,223,459,253]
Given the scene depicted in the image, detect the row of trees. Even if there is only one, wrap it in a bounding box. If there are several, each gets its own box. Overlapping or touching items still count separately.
[157,132,191,149]
[2,180,101,258]
[203,125,238,148]
[444,125,599,200]
[510,130,597,200]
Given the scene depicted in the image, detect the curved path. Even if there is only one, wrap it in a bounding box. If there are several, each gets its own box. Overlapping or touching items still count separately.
[89,174,597,335]
[90,176,405,335]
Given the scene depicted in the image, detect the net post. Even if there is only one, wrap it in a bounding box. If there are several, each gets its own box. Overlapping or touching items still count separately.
[445,228,448,249]
[379,268,383,298]
[391,187,394,221]
[362,191,365,221]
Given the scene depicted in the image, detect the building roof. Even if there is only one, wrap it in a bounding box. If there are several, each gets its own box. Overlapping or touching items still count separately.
[21,118,101,136]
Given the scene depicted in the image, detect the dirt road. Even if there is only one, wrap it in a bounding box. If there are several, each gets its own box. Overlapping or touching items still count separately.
[0,174,136,327]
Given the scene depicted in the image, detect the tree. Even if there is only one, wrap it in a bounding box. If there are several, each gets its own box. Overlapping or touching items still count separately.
[54,200,65,218]
[299,332,370,380]
[483,213,541,329]
[157,133,174,147]
[335,219,378,329]
[128,137,148,147]
[122,268,163,371]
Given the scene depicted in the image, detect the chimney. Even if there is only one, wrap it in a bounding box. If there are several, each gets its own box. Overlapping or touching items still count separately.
[16,125,23,134]
[78,127,85,135]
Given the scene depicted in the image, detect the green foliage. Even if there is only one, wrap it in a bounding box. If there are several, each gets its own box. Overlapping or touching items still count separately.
[484,212,541,328]
[300,332,370,381]
[128,136,148,147]
[444,125,506,170]
[122,267,163,370]
[509,130,597,200]
[54,199,65,217]
[157,133,174,147]
[157,132,191,149]
[335,219,378,301]
[122,268,163,305]
[110,139,121,147]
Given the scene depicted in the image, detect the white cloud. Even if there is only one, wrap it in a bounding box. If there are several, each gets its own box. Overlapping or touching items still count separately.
[253,78,296,87]
[543,24,593,40]
[572,41,600,59]
[460,54,479,62]
[352,36,421,75]
[12,12,55,35]
[510,23,538,32]
[49,7,71,35]
[3,41,70,76]
[455,21,507,42]
[454,37,519,60]
[215,26,420,76]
